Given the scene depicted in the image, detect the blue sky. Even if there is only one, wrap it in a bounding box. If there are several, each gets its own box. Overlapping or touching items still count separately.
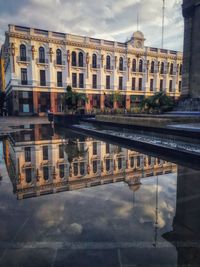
[0,0,183,51]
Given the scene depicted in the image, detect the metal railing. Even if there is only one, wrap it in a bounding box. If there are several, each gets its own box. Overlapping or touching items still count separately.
[16,56,31,62]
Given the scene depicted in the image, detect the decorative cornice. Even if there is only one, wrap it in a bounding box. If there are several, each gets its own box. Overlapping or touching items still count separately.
[8,32,183,61]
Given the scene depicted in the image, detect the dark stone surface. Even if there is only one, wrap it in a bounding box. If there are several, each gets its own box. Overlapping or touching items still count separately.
[54,249,120,267]
[0,249,54,267]
[120,247,177,266]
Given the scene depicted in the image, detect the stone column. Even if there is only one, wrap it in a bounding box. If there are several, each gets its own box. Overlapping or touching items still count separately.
[100,94,105,111]
[33,91,38,114]
[85,94,91,113]
[50,92,56,113]
[126,95,131,111]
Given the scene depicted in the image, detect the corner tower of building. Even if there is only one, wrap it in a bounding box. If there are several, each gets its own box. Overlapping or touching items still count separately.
[182,0,200,98]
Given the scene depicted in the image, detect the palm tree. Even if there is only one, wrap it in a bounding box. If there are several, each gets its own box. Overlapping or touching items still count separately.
[140,92,174,113]
[64,85,88,113]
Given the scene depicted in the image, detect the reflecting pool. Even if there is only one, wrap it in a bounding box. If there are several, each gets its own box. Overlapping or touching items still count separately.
[0,124,199,267]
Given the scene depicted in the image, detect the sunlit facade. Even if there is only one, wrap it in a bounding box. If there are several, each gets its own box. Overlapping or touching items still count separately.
[1,24,183,115]
[4,125,177,199]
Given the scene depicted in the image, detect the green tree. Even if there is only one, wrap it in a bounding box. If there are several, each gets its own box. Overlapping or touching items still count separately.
[64,85,88,113]
[140,92,174,113]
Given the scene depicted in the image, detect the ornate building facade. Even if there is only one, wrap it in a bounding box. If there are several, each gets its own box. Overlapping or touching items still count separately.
[4,125,177,199]
[1,24,183,115]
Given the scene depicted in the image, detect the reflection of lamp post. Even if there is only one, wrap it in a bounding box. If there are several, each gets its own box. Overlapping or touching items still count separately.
[153,175,159,248]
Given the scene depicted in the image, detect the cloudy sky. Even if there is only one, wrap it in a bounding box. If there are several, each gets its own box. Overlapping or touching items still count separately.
[0,0,183,51]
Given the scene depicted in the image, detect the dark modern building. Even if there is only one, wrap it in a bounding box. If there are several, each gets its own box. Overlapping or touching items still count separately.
[182,0,200,98]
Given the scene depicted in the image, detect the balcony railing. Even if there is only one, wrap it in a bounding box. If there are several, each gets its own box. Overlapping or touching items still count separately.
[118,67,127,72]
[90,64,101,69]
[16,56,31,63]
[104,66,114,71]
[18,80,33,86]
[54,60,66,66]
[36,58,49,64]
[71,63,86,68]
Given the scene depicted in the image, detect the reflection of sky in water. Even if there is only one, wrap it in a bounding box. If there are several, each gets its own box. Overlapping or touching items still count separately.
[0,136,180,266]
[0,138,177,245]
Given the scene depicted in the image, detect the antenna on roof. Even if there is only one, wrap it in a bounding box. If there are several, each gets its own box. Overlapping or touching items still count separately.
[162,0,165,48]
[137,12,139,31]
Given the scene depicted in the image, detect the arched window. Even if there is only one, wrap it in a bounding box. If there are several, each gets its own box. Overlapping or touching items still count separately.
[132,59,136,72]
[160,62,164,74]
[20,44,26,61]
[78,52,84,67]
[106,55,111,69]
[139,59,143,72]
[39,47,45,63]
[56,49,62,65]
[92,54,97,68]
[119,57,123,71]
[179,64,182,75]
[72,51,77,66]
[150,61,155,73]
[170,63,174,75]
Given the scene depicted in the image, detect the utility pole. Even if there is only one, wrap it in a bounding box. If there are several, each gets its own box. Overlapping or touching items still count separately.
[162,0,165,49]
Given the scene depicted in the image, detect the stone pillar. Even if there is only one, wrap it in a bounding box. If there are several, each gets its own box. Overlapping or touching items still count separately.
[50,92,56,113]
[100,94,105,111]
[126,95,131,111]
[33,91,38,114]
[85,94,91,113]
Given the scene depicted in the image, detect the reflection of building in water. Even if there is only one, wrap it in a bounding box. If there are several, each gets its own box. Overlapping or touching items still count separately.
[4,125,177,200]
[163,166,200,266]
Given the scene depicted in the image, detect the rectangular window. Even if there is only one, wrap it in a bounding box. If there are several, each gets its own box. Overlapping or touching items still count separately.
[106,75,110,89]
[40,70,46,86]
[179,80,182,92]
[80,162,85,175]
[72,73,77,88]
[169,80,173,92]
[79,73,84,88]
[138,78,142,91]
[25,168,32,183]
[57,71,62,87]
[93,160,98,174]
[137,156,141,167]
[73,162,78,176]
[21,68,28,85]
[106,143,110,154]
[92,74,97,89]
[43,166,49,181]
[25,147,31,162]
[42,146,48,160]
[59,144,64,159]
[93,142,97,155]
[150,79,154,91]
[59,164,65,179]
[160,79,163,91]
[106,159,110,172]
[119,77,123,90]
[132,77,136,90]
[118,158,122,170]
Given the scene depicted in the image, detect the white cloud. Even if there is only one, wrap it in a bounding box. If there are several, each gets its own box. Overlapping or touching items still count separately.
[0,0,184,51]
